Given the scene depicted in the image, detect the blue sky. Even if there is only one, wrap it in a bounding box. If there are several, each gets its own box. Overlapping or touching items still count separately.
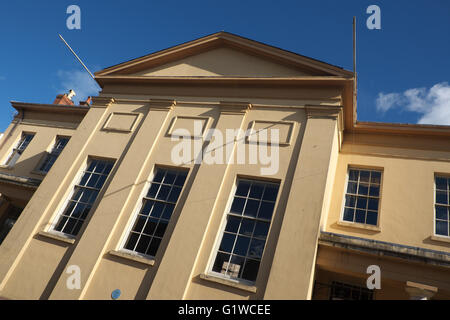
[0,0,449,132]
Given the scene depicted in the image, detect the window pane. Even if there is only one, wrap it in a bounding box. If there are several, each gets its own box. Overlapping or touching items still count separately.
[150,202,164,218]
[153,170,165,183]
[94,161,105,173]
[356,197,367,209]
[225,216,241,233]
[368,198,379,211]
[344,169,382,227]
[242,259,260,282]
[212,252,230,274]
[369,185,380,197]
[239,219,255,236]
[262,184,279,201]
[147,184,160,198]
[366,211,378,226]
[219,233,236,253]
[355,210,366,223]
[125,232,139,251]
[435,206,448,220]
[174,173,187,186]
[146,238,161,256]
[228,256,244,278]
[140,200,154,216]
[345,195,356,207]
[133,215,147,232]
[213,179,278,283]
[370,171,381,184]
[161,204,174,220]
[230,197,245,214]
[360,171,370,183]
[347,182,357,194]
[235,181,251,197]
[258,201,275,220]
[164,171,177,184]
[436,191,448,205]
[436,220,449,236]
[167,186,182,203]
[248,239,265,259]
[244,199,259,218]
[343,208,355,222]
[157,185,171,201]
[253,221,269,239]
[55,216,68,232]
[154,221,168,238]
[124,167,188,258]
[233,236,250,256]
[358,184,369,196]
[348,170,359,182]
[249,183,264,199]
[436,177,448,191]
[86,174,100,188]
[135,235,151,254]
[143,218,158,235]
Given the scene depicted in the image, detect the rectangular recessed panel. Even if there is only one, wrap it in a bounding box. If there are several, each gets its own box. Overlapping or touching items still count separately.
[167,116,210,139]
[103,112,140,132]
[247,120,294,145]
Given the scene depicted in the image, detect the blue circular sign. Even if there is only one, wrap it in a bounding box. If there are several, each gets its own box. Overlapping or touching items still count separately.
[111,289,121,300]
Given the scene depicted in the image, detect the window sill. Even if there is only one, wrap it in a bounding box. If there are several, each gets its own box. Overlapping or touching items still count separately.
[38,230,75,244]
[199,273,257,294]
[430,235,450,244]
[108,250,155,266]
[337,221,381,232]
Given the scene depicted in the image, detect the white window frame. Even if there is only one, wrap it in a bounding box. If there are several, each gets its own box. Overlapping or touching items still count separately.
[434,174,450,238]
[47,157,114,239]
[35,135,70,174]
[340,167,383,227]
[206,177,280,286]
[118,165,189,260]
[3,132,35,167]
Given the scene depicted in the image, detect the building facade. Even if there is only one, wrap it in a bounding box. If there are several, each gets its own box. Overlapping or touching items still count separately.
[0,32,448,300]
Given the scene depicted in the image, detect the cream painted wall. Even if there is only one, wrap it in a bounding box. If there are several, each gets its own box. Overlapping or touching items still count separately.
[326,139,450,253]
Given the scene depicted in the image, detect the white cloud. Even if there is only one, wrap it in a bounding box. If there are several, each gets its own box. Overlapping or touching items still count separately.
[376,92,403,112]
[57,69,100,104]
[376,82,450,125]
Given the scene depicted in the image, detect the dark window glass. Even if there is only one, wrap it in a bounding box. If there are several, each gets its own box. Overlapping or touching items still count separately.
[435,177,450,237]
[212,179,279,283]
[54,159,114,236]
[343,169,382,226]
[124,168,187,257]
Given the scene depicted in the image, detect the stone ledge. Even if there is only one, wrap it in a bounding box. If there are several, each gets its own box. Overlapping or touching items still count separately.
[0,172,42,188]
[337,220,381,232]
[430,235,450,244]
[319,231,450,268]
[108,250,155,266]
[38,231,75,244]
[199,273,257,294]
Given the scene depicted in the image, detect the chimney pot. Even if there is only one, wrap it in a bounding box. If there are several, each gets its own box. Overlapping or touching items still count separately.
[67,89,76,100]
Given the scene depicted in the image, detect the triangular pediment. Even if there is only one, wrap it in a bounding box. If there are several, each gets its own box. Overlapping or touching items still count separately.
[95,32,353,78]
[134,47,312,77]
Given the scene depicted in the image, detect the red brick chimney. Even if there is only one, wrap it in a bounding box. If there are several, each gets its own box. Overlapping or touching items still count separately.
[79,96,92,106]
[53,89,75,105]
